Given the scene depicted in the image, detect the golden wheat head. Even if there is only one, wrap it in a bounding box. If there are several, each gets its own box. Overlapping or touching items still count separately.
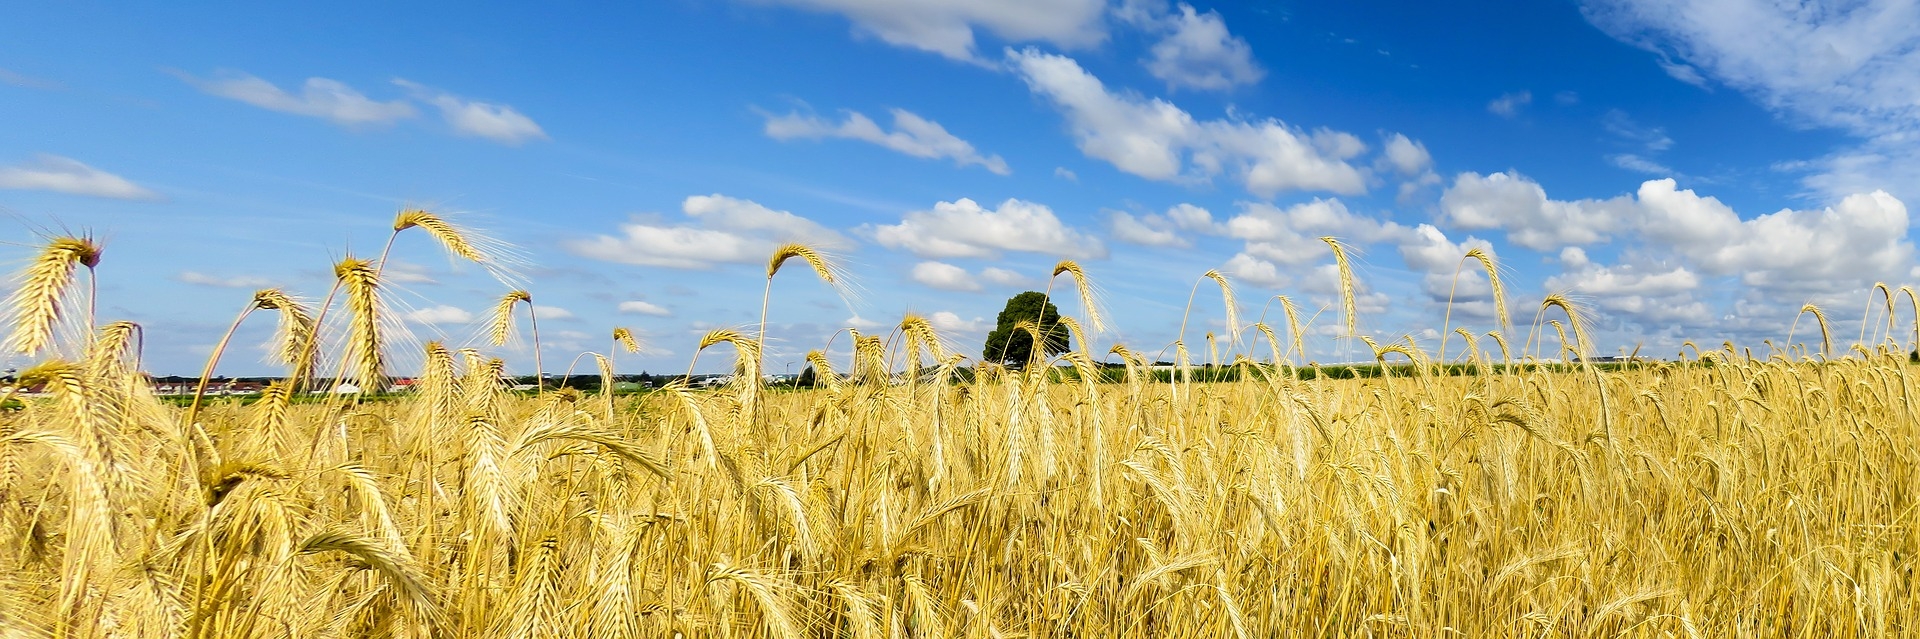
[490,290,533,346]
[252,289,316,379]
[4,235,104,355]
[612,327,641,354]
[334,256,385,387]
[1465,248,1509,332]
[1320,237,1357,336]
[1051,260,1106,334]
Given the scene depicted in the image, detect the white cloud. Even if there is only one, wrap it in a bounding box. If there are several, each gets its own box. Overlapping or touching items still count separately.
[1224,198,1412,264]
[176,271,275,288]
[764,107,1009,174]
[1608,153,1672,175]
[1636,179,1911,291]
[176,71,415,126]
[1381,133,1432,176]
[381,260,438,284]
[1122,2,1265,91]
[980,267,1034,287]
[1380,133,1441,201]
[1602,109,1674,151]
[926,310,989,335]
[532,305,574,320]
[1397,224,1497,301]
[618,300,672,317]
[1220,253,1290,289]
[1109,211,1188,247]
[1547,261,1700,297]
[1165,203,1217,231]
[1006,48,1370,197]
[1439,171,1637,250]
[1054,166,1078,181]
[405,305,474,325]
[1455,173,1915,329]
[0,155,159,200]
[566,194,850,269]
[394,80,547,145]
[910,261,983,291]
[758,0,1108,61]
[1581,0,1920,200]
[1488,91,1532,118]
[869,197,1106,259]
[684,194,852,247]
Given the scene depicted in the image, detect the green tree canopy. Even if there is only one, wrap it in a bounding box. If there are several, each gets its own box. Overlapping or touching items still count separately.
[982,291,1070,367]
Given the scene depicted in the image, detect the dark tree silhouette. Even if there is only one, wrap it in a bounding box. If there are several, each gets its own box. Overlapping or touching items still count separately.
[981,291,1071,367]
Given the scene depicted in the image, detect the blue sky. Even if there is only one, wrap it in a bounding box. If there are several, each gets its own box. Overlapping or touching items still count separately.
[3,0,1918,375]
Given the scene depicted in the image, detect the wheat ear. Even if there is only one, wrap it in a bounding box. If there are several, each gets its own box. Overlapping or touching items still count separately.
[3,235,103,355]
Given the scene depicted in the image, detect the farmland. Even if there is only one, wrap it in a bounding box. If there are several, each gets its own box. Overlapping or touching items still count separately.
[1,220,1916,638]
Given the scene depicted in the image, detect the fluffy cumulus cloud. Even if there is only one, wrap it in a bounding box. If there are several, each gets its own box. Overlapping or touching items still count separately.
[869,197,1106,259]
[1007,48,1371,197]
[910,261,983,291]
[758,0,1108,61]
[394,80,547,145]
[1381,133,1433,176]
[1380,133,1441,200]
[1219,253,1290,289]
[1118,1,1264,91]
[1397,224,1498,304]
[0,154,159,200]
[566,194,850,269]
[1224,198,1412,264]
[926,310,990,335]
[1439,171,1638,250]
[618,300,672,317]
[1546,258,1711,325]
[1445,170,1915,333]
[1110,211,1187,247]
[175,70,416,126]
[1109,203,1215,248]
[405,305,475,325]
[980,267,1034,287]
[763,107,1009,174]
[1581,0,1920,201]
[1635,179,1911,291]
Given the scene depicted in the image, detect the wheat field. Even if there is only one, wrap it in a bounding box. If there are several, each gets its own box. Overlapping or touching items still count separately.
[1,216,1916,638]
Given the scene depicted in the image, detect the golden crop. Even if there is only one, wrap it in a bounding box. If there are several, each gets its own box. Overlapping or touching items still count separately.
[0,221,1916,638]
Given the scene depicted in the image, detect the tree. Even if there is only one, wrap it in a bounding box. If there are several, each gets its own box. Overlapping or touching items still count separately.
[796,364,817,388]
[982,291,1071,367]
